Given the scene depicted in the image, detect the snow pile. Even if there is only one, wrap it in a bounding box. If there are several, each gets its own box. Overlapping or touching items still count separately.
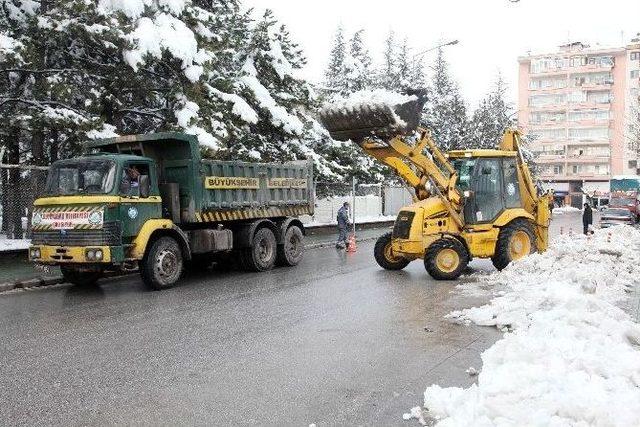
[553,205,581,214]
[412,227,640,426]
[0,237,30,252]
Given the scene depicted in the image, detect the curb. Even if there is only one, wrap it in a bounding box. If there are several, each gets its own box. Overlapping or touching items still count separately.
[0,276,63,293]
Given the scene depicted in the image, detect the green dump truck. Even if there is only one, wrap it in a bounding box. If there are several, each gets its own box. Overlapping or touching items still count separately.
[29,132,313,290]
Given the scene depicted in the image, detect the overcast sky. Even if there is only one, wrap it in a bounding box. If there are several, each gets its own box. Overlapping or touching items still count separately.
[244,0,640,108]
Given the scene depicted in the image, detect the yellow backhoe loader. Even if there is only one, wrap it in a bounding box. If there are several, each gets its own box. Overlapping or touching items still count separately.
[320,93,551,280]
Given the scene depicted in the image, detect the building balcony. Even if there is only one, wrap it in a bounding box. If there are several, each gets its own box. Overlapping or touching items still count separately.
[539,173,611,182]
[535,155,566,163]
[565,156,610,163]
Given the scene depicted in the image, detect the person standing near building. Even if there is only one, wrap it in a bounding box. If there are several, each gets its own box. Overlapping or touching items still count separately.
[582,203,593,235]
[336,202,351,249]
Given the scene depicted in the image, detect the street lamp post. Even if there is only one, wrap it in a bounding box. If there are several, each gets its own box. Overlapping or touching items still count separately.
[412,40,459,60]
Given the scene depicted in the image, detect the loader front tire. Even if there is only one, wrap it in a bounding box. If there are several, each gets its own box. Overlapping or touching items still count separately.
[424,238,469,280]
[374,232,410,270]
[491,219,536,271]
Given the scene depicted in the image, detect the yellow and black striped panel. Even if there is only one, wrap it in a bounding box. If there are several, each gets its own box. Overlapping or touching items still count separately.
[195,206,311,223]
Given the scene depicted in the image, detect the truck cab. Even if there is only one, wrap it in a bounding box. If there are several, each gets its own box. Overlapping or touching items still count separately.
[29,153,166,284]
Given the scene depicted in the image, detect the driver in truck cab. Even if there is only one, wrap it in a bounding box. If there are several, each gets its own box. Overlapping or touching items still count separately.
[121,165,141,196]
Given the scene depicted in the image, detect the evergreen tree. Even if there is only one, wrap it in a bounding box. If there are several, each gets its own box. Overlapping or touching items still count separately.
[378,30,397,90]
[421,48,469,150]
[468,73,515,148]
[323,26,346,94]
[343,29,372,93]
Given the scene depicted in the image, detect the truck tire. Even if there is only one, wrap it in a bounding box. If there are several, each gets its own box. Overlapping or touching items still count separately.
[241,227,277,272]
[140,236,184,290]
[374,232,410,270]
[277,225,305,267]
[491,219,536,271]
[424,238,469,280]
[60,265,102,286]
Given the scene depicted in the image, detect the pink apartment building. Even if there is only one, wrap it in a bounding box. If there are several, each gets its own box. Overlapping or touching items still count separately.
[518,40,640,207]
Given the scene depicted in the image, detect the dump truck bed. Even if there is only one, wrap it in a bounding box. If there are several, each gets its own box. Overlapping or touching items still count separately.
[194,159,314,223]
[86,133,314,224]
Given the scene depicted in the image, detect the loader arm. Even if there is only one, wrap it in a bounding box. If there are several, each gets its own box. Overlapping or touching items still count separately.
[500,129,551,251]
[361,128,464,228]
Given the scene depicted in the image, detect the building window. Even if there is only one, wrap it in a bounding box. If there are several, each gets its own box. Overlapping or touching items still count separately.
[631,52,640,61]
[631,70,640,79]
[568,127,610,140]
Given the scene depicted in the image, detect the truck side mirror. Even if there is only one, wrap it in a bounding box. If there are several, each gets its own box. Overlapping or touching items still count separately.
[139,175,150,198]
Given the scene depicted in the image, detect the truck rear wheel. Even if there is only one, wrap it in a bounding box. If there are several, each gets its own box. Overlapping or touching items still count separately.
[424,238,469,280]
[491,219,536,271]
[277,225,305,267]
[60,265,102,287]
[374,232,410,270]
[141,236,184,290]
[241,227,277,272]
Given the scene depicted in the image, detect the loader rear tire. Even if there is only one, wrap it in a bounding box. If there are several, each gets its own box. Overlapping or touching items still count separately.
[374,232,410,270]
[424,238,469,280]
[491,219,536,271]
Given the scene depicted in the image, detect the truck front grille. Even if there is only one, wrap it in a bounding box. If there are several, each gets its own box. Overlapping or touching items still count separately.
[32,221,122,246]
[392,211,414,239]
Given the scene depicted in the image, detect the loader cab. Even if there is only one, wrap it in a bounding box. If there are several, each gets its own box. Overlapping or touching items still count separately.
[450,151,521,225]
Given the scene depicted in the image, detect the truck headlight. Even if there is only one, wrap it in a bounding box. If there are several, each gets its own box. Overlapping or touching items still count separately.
[30,248,41,259]
[95,250,103,260]
[86,249,95,260]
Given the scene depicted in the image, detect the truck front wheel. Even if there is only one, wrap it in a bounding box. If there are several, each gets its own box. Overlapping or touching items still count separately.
[141,236,184,290]
[60,265,102,287]
[242,227,277,272]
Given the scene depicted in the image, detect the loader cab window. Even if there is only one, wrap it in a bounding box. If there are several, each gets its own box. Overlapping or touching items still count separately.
[503,158,522,208]
[452,158,476,192]
[472,159,503,222]
[120,163,150,197]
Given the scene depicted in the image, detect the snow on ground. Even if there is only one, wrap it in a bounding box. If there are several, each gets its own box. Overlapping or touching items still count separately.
[0,236,30,252]
[553,205,581,214]
[406,226,640,426]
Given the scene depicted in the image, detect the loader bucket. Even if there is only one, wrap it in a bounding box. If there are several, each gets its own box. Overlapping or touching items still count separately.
[319,90,427,143]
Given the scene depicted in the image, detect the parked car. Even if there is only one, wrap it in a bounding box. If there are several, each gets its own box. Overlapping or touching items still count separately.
[599,208,636,228]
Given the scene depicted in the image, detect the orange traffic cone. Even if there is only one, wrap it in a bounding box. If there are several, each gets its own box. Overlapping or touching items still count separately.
[346,233,357,253]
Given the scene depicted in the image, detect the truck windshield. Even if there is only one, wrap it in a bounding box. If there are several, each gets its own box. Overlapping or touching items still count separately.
[45,160,117,196]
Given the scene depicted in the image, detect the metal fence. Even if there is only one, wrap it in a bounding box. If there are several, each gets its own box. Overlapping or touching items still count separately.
[305,181,412,226]
[0,165,48,239]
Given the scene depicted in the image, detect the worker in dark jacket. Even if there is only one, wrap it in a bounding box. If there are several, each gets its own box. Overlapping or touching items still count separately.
[336,202,351,249]
[582,203,593,235]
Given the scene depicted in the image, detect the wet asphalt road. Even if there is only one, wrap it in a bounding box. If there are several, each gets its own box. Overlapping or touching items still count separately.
[0,236,504,427]
[0,213,584,426]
